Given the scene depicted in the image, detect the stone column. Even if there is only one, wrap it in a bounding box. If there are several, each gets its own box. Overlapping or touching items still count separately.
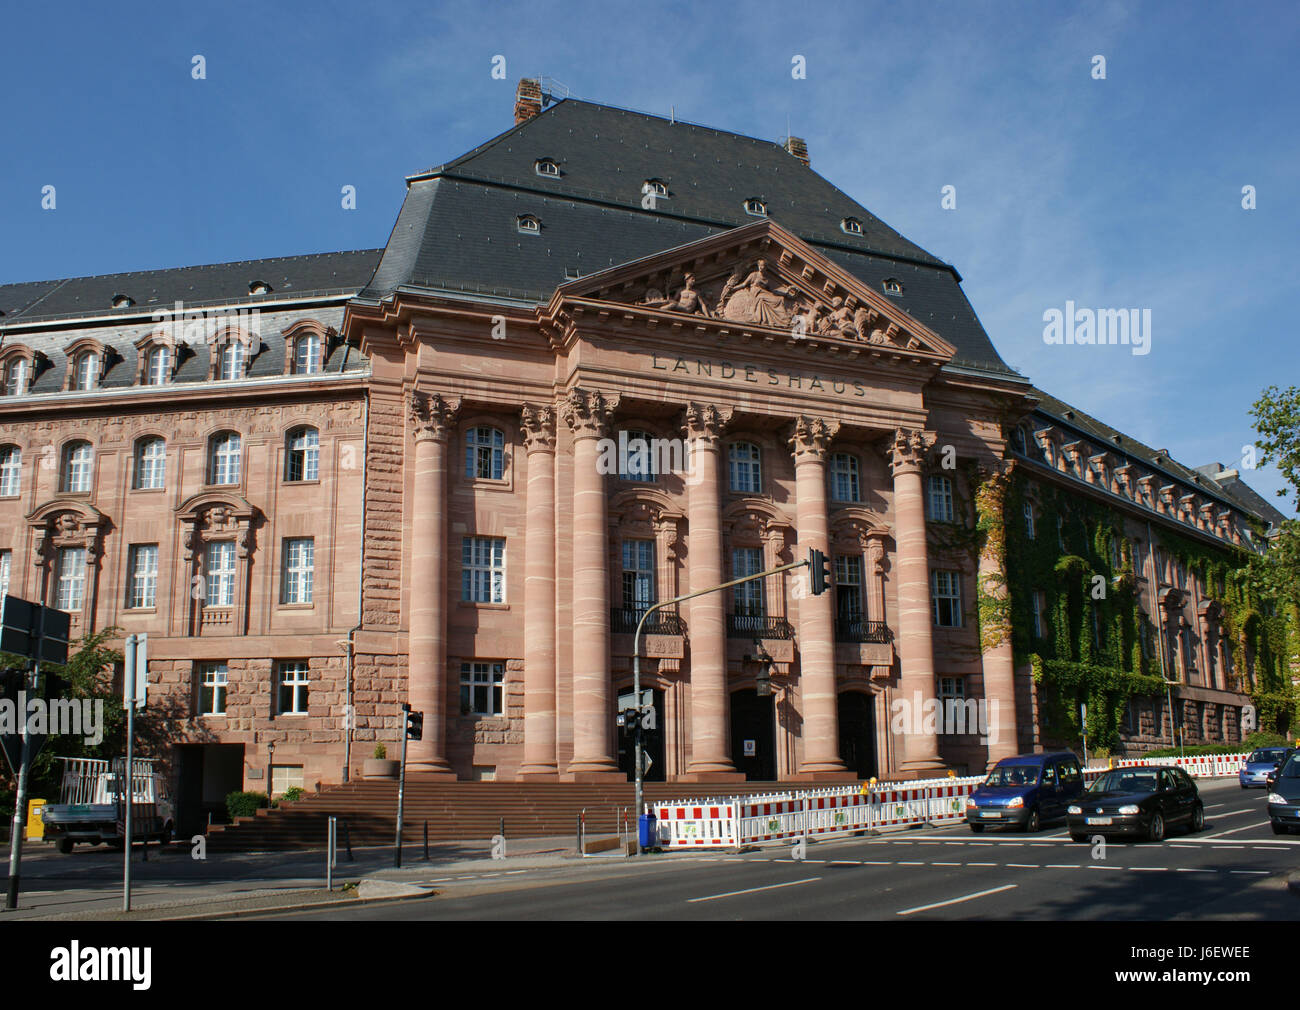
[519,404,559,778]
[792,416,849,777]
[975,462,1020,767]
[560,388,620,778]
[889,427,945,773]
[682,403,739,777]
[407,391,458,776]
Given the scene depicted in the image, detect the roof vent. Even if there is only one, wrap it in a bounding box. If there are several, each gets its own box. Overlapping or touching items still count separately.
[249,280,272,295]
[515,78,543,125]
[783,136,810,167]
[111,294,134,309]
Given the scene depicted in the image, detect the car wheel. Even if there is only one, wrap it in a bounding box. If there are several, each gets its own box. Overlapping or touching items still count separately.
[1024,808,1040,833]
[57,837,73,854]
[1147,812,1165,843]
[969,824,984,834]
[1272,821,1287,835]
[1188,804,1204,834]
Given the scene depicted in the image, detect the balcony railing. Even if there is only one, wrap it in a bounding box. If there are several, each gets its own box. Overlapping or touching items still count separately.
[610,608,687,636]
[727,613,796,640]
[835,617,894,644]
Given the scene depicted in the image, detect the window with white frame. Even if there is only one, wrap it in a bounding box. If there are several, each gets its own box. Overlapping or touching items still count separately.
[197,662,228,716]
[278,661,310,715]
[1057,515,1065,550]
[0,445,20,496]
[127,544,158,609]
[927,475,955,522]
[931,569,963,627]
[282,538,314,604]
[1024,501,1035,539]
[293,334,321,375]
[56,547,87,611]
[465,426,506,480]
[218,341,245,381]
[461,537,505,603]
[134,437,166,490]
[938,677,965,700]
[4,359,28,396]
[1031,589,1045,638]
[460,661,505,716]
[146,346,170,386]
[743,198,767,217]
[74,352,99,390]
[622,539,655,612]
[205,541,236,607]
[732,547,766,617]
[834,554,864,623]
[0,550,10,599]
[830,453,861,502]
[619,430,659,482]
[208,432,241,485]
[285,427,319,482]
[61,441,93,493]
[728,442,762,493]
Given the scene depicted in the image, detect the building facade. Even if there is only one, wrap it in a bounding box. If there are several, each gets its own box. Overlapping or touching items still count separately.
[0,83,1288,819]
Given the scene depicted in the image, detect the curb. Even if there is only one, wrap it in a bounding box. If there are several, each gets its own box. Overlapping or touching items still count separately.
[160,890,437,921]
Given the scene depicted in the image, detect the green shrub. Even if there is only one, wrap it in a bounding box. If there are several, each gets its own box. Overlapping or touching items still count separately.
[226,791,270,820]
[280,786,305,803]
[1143,732,1287,758]
[373,743,387,759]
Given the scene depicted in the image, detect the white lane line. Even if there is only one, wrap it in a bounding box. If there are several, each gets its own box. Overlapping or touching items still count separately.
[1211,844,1247,849]
[862,860,893,865]
[931,861,961,867]
[505,870,528,875]
[1006,863,1040,868]
[1230,870,1270,876]
[687,877,822,903]
[1047,864,1082,869]
[1201,822,1272,839]
[1207,809,1260,821]
[1176,868,1216,873]
[1129,867,1168,872]
[968,862,997,867]
[1205,803,1226,810]
[1168,844,1196,849]
[827,861,862,867]
[898,861,925,866]
[897,883,1017,916]
[1087,865,1125,871]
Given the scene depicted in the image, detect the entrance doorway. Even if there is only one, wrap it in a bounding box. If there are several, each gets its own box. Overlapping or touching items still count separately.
[730,689,776,780]
[175,743,245,836]
[838,691,877,779]
[617,689,665,782]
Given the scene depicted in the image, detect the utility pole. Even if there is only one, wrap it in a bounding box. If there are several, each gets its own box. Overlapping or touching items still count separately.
[5,661,36,911]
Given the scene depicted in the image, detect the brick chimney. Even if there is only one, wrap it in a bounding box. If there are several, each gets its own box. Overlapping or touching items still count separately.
[515,78,543,126]
[783,136,810,167]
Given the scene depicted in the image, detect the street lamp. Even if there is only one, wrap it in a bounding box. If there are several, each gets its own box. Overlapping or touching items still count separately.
[267,740,276,800]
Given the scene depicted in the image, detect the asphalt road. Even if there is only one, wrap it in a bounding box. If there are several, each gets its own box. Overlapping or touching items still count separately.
[250,779,1300,921]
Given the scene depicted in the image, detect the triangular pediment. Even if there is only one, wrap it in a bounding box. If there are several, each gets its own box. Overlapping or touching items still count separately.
[542,220,956,361]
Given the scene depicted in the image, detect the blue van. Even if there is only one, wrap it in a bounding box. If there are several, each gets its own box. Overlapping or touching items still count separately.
[965,751,1085,833]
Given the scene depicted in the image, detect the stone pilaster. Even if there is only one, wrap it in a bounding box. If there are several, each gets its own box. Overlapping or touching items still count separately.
[975,462,1019,767]
[519,403,560,778]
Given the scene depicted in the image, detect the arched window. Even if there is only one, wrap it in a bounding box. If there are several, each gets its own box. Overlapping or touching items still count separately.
[146,346,171,386]
[74,352,100,390]
[0,445,20,497]
[61,441,94,493]
[728,442,762,493]
[286,427,319,482]
[465,426,505,480]
[292,334,321,375]
[743,198,767,217]
[218,342,245,381]
[841,217,863,235]
[134,437,167,490]
[830,452,861,502]
[208,431,242,485]
[535,159,560,177]
[517,215,541,234]
[4,359,28,396]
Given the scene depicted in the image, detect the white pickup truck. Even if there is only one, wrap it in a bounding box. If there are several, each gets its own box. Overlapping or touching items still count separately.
[40,756,175,853]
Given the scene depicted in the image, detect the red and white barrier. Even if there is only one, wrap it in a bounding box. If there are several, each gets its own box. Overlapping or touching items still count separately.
[1110,752,1249,778]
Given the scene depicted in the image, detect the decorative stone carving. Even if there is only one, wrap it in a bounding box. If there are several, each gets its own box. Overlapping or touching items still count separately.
[408,391,460,442]
[519,403,557,454]
[886,427,935,475]
[559,387,614,439]
[720,259,800,328]
[644,273,712,317]
[682,402,727,442]
[789,415,837,460]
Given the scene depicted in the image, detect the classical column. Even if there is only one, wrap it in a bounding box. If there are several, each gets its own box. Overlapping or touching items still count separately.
[407,391,458,777]
[792,416,849,776]
[975,462,1020,767]
[682,403,739,777]
[519,404,559,778]
[560,388,619,777]
[889,427,945,772]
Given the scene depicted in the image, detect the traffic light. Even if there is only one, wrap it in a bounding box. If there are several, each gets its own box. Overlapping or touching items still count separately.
[405,708,424,741]
[808,548,831,596]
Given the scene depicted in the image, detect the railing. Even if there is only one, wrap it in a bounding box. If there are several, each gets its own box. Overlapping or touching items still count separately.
[834,617,893,643]
[610,608,687,636]
[726,614,796,639]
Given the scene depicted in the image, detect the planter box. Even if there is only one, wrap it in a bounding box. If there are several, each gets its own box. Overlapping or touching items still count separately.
[363,758,400,780]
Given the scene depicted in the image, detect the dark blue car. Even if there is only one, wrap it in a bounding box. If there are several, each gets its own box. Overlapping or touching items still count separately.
[966,751,1085,833]
[1240,747,1294,789]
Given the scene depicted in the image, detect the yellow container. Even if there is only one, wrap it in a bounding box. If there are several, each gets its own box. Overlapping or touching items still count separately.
[26,798,46,841]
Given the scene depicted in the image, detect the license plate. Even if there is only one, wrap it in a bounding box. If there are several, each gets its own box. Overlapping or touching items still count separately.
[1086,817,1112,826]
[981,811,1001,819]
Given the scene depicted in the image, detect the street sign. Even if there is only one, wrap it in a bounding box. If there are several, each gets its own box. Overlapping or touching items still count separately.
[123,634,147,711]
[0,596,71,665]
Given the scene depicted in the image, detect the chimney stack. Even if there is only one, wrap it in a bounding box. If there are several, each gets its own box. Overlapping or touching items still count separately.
[783,136,810,167]
[515,78,543,126]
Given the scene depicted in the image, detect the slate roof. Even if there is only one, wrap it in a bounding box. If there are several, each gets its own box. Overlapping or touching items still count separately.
[359,98,1015,376]
[1193,464,1290,532]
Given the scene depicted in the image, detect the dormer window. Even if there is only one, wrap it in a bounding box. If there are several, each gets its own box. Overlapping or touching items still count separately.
[73,352,100,391]
[293,333,322,375]
[145,346,171,386]
[883,278,903,296]
[841,217,863,235]
[3,358,28,397]
[111,294,134,309]
[517,214,541,234]
[644,179,669,197]
[743,198,768,217]
[249,280,272,296]
[219,341,246,381]
[534,159,560,178]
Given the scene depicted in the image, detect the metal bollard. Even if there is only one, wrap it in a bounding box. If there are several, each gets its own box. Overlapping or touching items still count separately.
[340,818,355,862]
[327,816,336,891]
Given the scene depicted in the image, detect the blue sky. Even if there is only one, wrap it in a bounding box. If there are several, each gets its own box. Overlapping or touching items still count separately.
[2,0,1295,512]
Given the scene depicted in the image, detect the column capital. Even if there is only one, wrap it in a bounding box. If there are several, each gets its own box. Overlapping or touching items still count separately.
[887,427,937,476]
[520,403,557,454]
[789,415,838,461]
[682,402,729,442]
[559,386,615,440]
[409,390,461,442]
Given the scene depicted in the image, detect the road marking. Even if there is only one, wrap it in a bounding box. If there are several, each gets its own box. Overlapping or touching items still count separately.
[1206,809,1259,821]
[1046,864,1081,869]
[1087,865,1125,871]
[1210,845,1246,849]
[862,860,892,865]
[1230,870,1269,876]
[931,861,961,866]
[1201,822,1271,839]
[505,870,527,875]
[898,861,925,866]
[687,877,822,903]
[827,861,861,867]
[1129,867,1168,872]
[897,883,1017,916]
[1168,844,1196,848]
[968,862,997,867]
[1176,868,1216,873]
[1006,863,1040,868]
[1205,803,1226,809]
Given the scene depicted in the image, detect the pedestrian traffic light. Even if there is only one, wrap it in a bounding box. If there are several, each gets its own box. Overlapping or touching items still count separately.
[808,548,831,595]
[405,709,424,741]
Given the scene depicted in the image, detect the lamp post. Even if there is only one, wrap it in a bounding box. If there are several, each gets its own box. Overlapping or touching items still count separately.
[267,740,276,801]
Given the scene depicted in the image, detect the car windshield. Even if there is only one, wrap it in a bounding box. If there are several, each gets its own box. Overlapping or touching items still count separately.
[1281,757,1300,780]
[1089,770,1158,795]
[1249,749,1286,763]
[985,765,1039,787]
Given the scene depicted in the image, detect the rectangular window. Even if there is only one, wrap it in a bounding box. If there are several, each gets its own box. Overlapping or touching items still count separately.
[621,539,655,611]
[282,538,315,604]
[277,661,310,715]
[0,550,10,599]
[728,443,762,494]
[834,554,864,623]
[460,661,505,716]
[619,431,659,483]
[931,569,963,627]
[732,547,765,616]
[465,427,506,481]
[1031,590,1044,639]
[127,544,158,609]
[830,454,860,502]
[461,537,506,603]
[927,476,954,522]
[205,541,236,607]
[56,547,86,611]
[0,447,19,496]
[198,662,228,716]
[271,764,304,796]
[938,677,965,700]
[1024,502,1035,539]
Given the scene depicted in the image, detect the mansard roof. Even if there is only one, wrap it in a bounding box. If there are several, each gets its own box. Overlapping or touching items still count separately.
[357,97,1015,377]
